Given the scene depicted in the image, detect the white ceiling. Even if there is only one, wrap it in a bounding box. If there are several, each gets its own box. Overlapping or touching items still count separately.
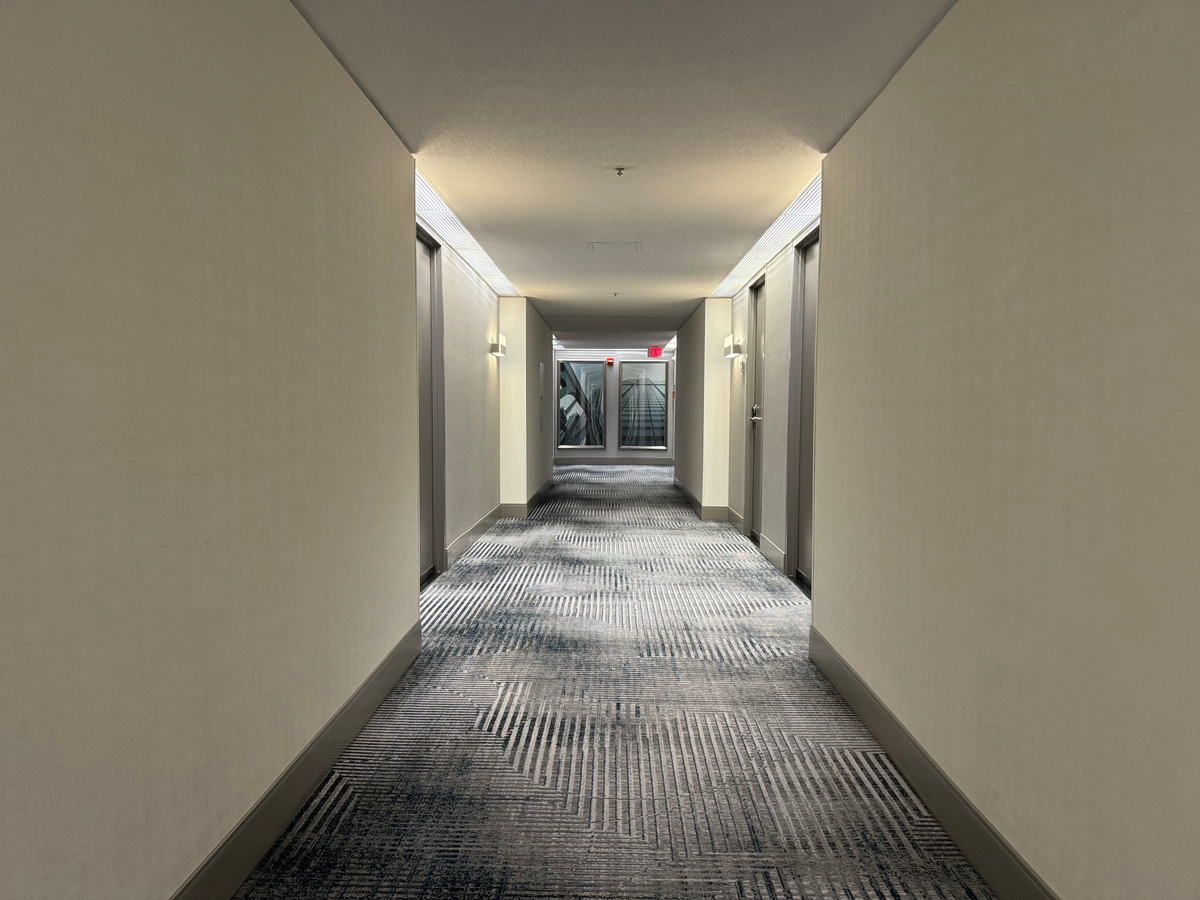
[293,0,954,328]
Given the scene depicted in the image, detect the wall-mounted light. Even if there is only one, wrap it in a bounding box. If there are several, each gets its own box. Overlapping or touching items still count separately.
[490,334,507,357]
[723,335,742,358]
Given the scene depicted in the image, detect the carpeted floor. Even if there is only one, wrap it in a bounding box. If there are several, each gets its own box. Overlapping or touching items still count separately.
[236,466,995,899]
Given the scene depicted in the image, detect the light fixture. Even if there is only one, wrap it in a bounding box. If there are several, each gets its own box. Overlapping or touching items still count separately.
[490,334,507,357]
[415,168,519,297]
[723,335,742,358]
[710,172,821,298]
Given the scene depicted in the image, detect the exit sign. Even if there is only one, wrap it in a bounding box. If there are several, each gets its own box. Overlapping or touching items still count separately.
[647,347,663,358]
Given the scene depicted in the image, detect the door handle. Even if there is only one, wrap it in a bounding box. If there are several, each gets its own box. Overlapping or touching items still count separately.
[749,415,763,422]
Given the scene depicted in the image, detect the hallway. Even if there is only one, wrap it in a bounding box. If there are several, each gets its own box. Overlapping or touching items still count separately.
[236,467,993,899]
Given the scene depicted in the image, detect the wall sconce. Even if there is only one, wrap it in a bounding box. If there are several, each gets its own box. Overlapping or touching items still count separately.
[490,334,507,357]
[723,335,742,358]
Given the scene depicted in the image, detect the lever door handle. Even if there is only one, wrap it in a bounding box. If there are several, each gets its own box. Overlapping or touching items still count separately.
[749,415,763,422]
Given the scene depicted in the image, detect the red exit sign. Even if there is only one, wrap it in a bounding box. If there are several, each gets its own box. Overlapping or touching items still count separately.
[647,346,663,358]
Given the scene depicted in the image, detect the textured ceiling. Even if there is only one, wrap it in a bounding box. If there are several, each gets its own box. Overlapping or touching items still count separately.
[292,0,954,326]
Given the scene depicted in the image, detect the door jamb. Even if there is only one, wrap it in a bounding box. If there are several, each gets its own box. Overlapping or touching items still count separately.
[743,276,766,539]
[785,225,820,584]
[416,223,448,576]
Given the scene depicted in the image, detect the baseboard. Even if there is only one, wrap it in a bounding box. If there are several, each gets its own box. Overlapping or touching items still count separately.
[171,620,422,900]
[498,476,553,519]
[553,457,674,466]
[808,628,1059,900]
[727,507,744,529]
[672,476,728,522]
[527,475,552,513]
[793,570,811,595]
[758,532,786,573]
[673,475,703,517]
[446,504,501,567]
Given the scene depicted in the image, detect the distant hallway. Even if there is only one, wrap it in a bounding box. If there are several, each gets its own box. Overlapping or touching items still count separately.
[236,466,994,899]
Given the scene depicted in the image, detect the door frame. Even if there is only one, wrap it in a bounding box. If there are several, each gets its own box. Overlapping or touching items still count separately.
[785,225,820,588]
[742,276,766,540]
[416,223,448,581]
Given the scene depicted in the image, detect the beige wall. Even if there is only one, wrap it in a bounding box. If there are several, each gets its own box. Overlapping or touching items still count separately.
[440,247,501,542]
[499,297,553,507]
[701,298,732,508]
[815,1,1200,898]
[673,304,706,500]
[525,304,554,498]
[499,297,528,505]
[727,289,750,522]
[0,3,418,898]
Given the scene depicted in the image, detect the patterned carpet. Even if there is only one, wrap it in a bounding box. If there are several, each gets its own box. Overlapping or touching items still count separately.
[236,466,995,900]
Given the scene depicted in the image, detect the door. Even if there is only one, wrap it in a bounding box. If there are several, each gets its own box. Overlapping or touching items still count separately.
[745,282,766,541]
[415,236,436,584]
[796,238,819,586]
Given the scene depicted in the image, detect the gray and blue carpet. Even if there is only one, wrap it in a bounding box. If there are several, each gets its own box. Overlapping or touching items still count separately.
[236,466,995,899]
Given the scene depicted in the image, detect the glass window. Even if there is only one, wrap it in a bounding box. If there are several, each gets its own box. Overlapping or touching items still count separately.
[558,361,606,447]
[619,361,668,449]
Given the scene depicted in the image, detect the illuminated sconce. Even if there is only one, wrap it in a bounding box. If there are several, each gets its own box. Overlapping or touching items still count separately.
[490,334,507,357]
[723,335,742,358]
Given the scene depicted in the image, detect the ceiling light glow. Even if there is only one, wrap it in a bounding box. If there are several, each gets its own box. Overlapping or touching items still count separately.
[710,172,821,298]
[415,168,519,297]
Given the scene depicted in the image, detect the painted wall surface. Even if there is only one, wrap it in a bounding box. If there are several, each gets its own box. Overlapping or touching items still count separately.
[815,2,1200,898]
[0,3,418,898]
[673,305,706,500]
[701,298,732,508]
[440,246,501,542]
[554,349,675,464]
[499,297,528,505]
[525,305,555,498]
[758,248,797,566]
[727,290,750,521]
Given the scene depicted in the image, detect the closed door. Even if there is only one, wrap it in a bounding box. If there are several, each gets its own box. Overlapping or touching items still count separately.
[747,283,766,541]
[796,239,819,584]
[415,237,436,582]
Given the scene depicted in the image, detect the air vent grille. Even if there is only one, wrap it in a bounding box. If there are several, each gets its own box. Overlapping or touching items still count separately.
[587,242,642,254]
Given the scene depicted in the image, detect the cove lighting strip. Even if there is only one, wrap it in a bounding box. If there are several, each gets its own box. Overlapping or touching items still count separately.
[710,172,821,298]
[415,168,519,297]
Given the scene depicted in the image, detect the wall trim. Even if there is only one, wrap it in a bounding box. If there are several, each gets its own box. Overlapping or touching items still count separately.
[527,474,553,513]
[672,476,728,521]
[808,628,1059,900]
[674,475,703,517]
[498,475,553,519]
[727,507,744,529]
[554,456,674,466]
[758,532,786,574]
[171,620,422,900]
[445,504,501,567]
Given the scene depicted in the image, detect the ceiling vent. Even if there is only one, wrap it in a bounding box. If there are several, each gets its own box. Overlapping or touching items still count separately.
[587,242,641,254]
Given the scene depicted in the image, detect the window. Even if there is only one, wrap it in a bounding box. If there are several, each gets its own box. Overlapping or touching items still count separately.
[558,361,605,447]
[619,361,668,449]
